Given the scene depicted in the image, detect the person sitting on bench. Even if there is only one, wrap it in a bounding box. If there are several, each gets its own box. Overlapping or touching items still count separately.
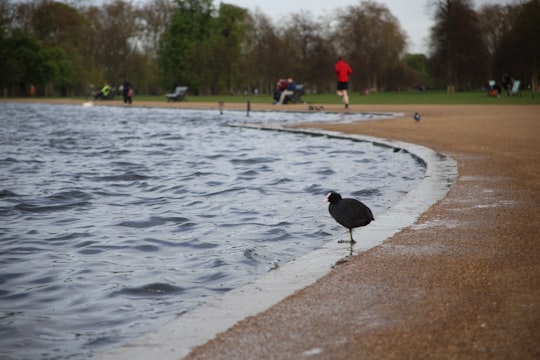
[273,78,287,104]
[276,78,296,105]
[94,83,111,100]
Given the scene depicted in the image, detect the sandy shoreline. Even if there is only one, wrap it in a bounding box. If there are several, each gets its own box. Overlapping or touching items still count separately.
[4,99,539,358]
[185,104,540,359]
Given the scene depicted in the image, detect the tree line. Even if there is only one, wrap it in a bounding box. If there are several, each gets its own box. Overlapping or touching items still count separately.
[1,0,538,97]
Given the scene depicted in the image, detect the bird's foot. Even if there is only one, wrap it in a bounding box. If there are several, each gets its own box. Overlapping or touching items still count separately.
[337,240,356,244]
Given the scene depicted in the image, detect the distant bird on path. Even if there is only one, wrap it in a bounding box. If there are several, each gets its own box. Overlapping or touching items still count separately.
[414,112,421,121]
[326,192,374,243]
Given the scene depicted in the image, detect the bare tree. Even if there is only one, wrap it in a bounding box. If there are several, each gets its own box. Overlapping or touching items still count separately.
[334,0,407,91]
[138,0,176,58]
[495,0,540,91]
[282,11,337,92]
[478,4,508,58]
[13,0,535,97]
[428,0,488,92]
[243,11,288,94]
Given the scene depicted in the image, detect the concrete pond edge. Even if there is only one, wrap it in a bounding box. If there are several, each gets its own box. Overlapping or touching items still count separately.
[94,125,458,360]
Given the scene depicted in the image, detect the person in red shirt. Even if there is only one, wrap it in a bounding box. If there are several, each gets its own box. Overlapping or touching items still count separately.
[335,56,352,109]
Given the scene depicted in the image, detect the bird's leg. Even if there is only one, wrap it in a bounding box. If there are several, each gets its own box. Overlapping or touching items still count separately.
[349,229,357,244]
[337,230,358,244]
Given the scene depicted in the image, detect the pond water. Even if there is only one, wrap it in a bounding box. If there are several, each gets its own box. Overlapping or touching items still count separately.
[0,103,424,359]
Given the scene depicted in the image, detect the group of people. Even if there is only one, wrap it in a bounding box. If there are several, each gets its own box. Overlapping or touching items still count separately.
[273,78,296,105]
[489,73,515,97]
[93,78,134,104]
[94,57,354,107]
[272,56,353,108]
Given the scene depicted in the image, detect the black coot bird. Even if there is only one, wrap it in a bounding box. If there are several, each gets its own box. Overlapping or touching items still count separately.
[326,192,374,243]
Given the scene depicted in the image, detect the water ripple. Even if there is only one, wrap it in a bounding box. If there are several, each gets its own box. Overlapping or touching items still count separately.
[117,216,189,228]
[15,201,91,213]
[0,103,424,360]
[111,283,186,297]
[91,172,151,182]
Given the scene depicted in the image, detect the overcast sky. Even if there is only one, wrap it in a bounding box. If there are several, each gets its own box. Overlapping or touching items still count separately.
[215,0,514,54]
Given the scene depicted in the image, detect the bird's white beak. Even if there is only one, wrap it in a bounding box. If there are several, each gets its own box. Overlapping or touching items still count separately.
[324,192,331,202]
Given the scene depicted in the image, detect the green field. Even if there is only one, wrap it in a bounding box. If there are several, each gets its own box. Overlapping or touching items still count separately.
[133,90,540,105]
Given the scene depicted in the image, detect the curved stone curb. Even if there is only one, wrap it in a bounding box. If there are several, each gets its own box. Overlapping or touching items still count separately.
[94,126,457,360]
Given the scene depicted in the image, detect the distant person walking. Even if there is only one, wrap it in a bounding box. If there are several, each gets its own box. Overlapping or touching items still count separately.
[122,78,133,104]
[335,56,352,109]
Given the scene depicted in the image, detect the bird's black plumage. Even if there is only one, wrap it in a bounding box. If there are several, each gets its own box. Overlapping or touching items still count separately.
[326,192,374,243]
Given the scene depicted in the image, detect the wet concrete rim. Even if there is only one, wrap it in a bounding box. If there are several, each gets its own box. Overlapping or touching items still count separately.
[94,125,457,360]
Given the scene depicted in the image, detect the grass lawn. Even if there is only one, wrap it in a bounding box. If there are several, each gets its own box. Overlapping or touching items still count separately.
[134,89,540,105]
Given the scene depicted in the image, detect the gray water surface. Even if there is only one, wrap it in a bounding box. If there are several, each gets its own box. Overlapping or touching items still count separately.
[0,103,424,359]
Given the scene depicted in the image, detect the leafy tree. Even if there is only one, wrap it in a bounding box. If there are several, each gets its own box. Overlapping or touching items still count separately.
[203,3,250,94]
[31,1,88,94]
[31,1,87,47]
[0,30,62,96]
[44,46,76,96]
[404,53,431,87]
[158,0,214,93]
[428,0,488,91]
